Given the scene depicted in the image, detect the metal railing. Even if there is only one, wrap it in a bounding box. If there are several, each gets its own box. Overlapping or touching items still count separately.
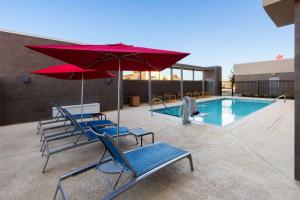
[151,97,177,116]
[275,94,287,103]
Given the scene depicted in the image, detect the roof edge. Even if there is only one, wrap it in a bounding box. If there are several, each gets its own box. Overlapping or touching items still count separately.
[0,28,84,44]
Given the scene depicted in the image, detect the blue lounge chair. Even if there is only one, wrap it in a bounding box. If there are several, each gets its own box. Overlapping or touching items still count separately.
[53,126,193,200]
[41,109,135,173]
[37,103,101,135]
[40,106,115,143]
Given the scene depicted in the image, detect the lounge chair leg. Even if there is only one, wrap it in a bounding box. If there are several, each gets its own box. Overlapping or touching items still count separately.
[37,126,41,135]
[43,155,50,173]
[53,181,60,200]
[41,145,45,156]
[40,130,45,142]
[41,141,47,156]
[53,180,67,200]
[135,136,138,145]
[113,167,125,190]
[188,154,194,171]
[37,121,41,134]
[40,139,46,152]
[37,121,40,129]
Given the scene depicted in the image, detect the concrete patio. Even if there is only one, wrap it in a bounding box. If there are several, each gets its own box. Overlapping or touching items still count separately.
[0,97,299,200]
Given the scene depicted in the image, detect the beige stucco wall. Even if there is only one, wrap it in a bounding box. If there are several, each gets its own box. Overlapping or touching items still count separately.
[234,58,294,75]
[263,0,295,27]
[264,0,282,5]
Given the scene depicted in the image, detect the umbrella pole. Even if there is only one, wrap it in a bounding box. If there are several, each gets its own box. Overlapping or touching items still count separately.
[148,71,153,116]
[81,73,84,122]
[181,67,183,99]
[117,57,121,145]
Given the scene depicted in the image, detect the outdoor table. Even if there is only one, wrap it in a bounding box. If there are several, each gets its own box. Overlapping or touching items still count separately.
[129,128,154,147]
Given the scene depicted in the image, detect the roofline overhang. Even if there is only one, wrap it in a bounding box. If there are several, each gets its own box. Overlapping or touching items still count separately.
[263,0,295,27]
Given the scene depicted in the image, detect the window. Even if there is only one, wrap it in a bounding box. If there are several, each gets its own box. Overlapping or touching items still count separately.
[140,71,160,80]
[151,71,160,80]
[172,68,181,80]
[183,70,193,80]
[159,68,171,80]
[123,71,141,80]
[194,71,202,80]
[140,71,148,80]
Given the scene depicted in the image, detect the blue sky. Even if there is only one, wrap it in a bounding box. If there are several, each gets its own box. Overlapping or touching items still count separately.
[0,0,294,80]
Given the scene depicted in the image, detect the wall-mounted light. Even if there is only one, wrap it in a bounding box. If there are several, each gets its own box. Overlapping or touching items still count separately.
[21,75,31,84]
[106,78,112,85]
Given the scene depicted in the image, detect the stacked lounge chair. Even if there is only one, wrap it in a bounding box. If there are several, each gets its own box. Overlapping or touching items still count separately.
[151,94,163,104]
[39,104,114,143]
[192,91,201,98]
[164,93,177,102]
[40,107,137,173]
[37,103,104,135]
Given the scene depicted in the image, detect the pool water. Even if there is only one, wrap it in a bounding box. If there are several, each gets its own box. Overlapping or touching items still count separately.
[152,98,274,126]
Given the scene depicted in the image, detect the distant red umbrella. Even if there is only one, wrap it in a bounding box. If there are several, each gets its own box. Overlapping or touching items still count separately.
[32,64,116,80]
[27,43,190,143]
[32,64,116,119]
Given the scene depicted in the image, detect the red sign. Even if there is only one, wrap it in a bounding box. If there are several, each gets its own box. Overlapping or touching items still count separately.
[276,54,284,60]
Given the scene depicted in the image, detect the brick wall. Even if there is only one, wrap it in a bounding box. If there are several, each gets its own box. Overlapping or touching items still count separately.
[0,31,118,125]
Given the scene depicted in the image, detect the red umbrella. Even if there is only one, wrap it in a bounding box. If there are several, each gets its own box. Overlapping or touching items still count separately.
[26,43,190,143]
[32,64,116,120]
[26,43,189,71]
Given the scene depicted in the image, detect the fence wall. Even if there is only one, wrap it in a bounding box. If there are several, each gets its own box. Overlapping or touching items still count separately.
[123,80,203,104]
[235,80,294,98]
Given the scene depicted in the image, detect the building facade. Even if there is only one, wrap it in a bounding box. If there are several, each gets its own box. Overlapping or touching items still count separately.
[234,58,294,98]
[234,58,294,81]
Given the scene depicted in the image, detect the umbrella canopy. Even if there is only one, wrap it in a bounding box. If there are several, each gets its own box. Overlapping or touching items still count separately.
[26,43,190,71]
[27,43,190,144]
[32,64,116,120]
[32,64,116,80]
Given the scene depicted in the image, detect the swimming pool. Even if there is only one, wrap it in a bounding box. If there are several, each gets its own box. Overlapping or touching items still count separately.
[152,98,274,126]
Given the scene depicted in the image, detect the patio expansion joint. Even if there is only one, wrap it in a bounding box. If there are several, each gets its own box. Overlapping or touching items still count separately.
[227,133,293,182]
[263,115,284,134]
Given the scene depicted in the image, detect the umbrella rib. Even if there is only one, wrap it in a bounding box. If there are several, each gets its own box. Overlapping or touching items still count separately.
[84,52,158,70]
[123,55,157,70]
[87,53,117,68]
[122,53,141,58]
[69,72,76,80]
[131,54,157,70]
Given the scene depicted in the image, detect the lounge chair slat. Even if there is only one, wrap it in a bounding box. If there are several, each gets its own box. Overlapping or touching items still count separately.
[124,142,188,176]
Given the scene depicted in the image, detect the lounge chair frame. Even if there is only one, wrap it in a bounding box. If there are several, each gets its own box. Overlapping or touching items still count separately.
[36,111,67,135]
[53,128,193,200]
[41,111,99,173]
[39,105,113,143]
[192,91,201,99]
[37,103,104,135]
[151,95,163,104]
[164,93,177,102]
[41,110,135,173]
[186,92,193,97]
[38,104,77,141]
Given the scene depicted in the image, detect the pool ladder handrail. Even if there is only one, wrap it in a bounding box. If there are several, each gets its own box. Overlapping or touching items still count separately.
[151,98,175,115]
[275,94,286,103]
[162,101,176,115]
